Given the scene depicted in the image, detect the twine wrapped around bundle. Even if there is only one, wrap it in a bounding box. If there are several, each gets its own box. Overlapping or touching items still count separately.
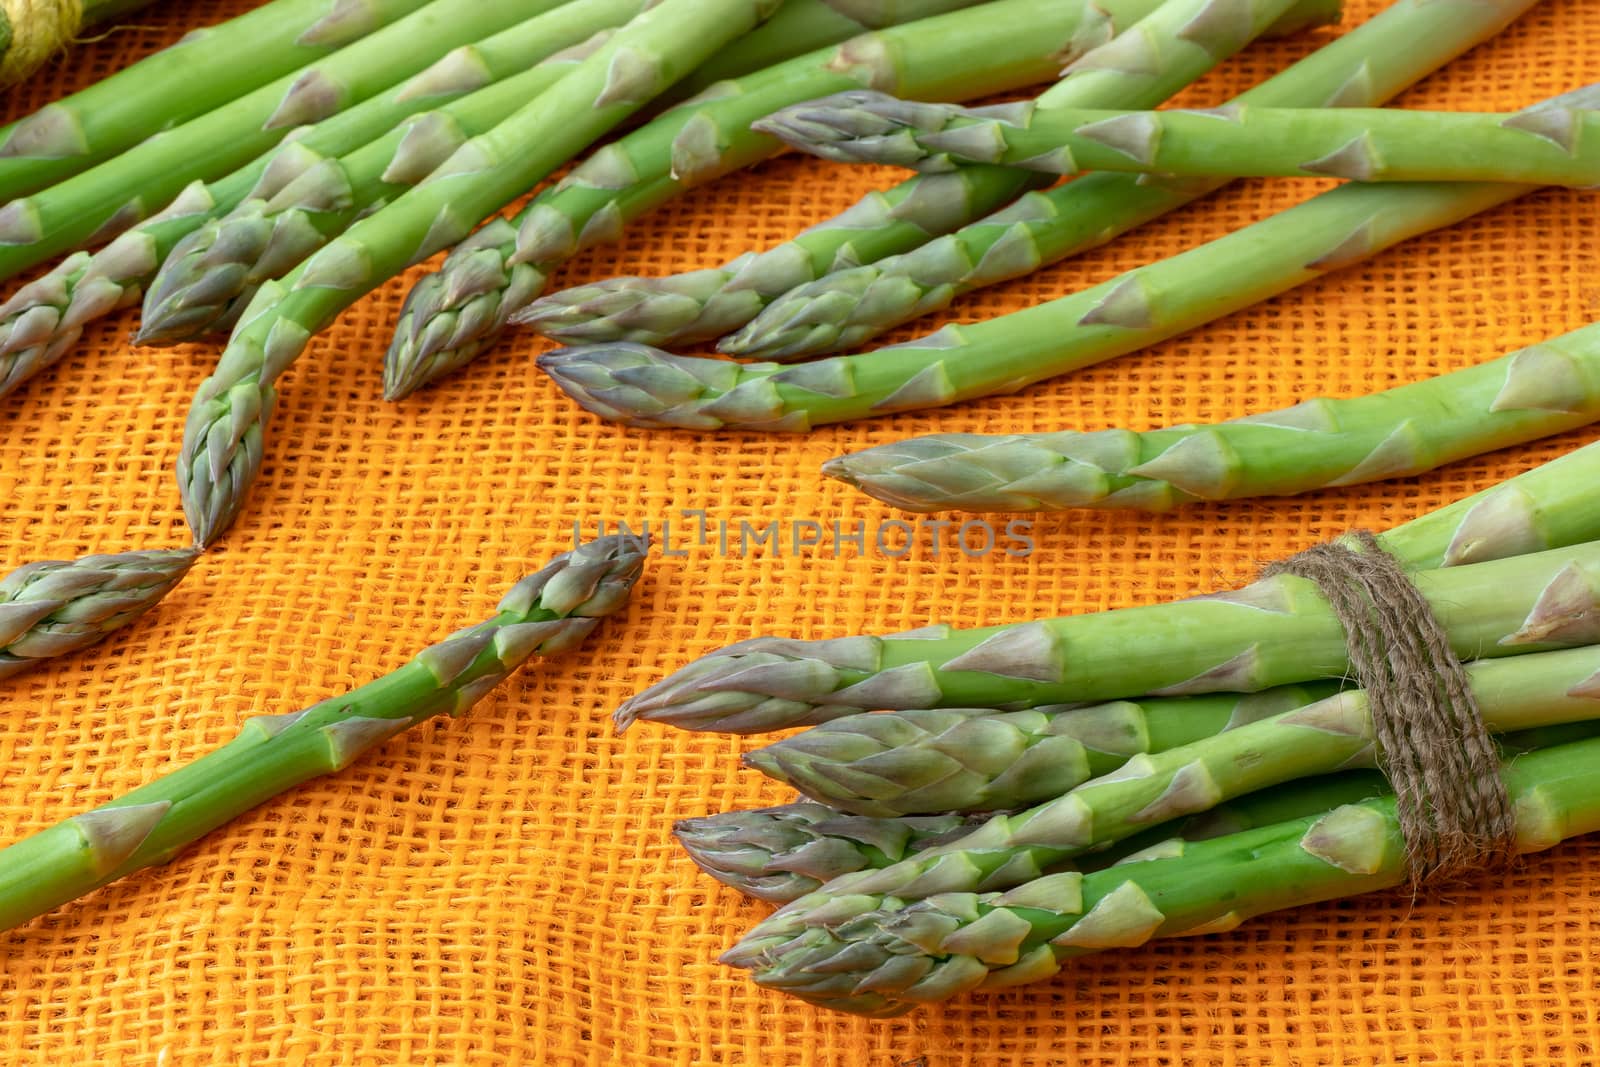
[1,0,83,85]
[1265,532,1518,886]
[0,0,156,87]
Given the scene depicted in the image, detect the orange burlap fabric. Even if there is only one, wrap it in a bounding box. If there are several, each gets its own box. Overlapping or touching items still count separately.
[2,1,1598,1062]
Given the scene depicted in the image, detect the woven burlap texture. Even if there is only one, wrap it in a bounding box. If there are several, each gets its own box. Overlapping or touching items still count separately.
[2,1,1598,1063]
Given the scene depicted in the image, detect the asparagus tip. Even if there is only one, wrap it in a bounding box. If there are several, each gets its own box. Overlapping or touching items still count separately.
[818,456,857,486]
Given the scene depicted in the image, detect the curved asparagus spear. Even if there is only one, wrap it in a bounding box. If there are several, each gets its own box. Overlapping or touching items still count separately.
[511,0,1346,349]
[178,0,786,551]
[0,547,198,680]
[826,322,1600,514]
[760,92,1600,186]
[0,0,572,283]
[0,536,644,934]
[727,735,1600,1015]
[0,0,419,202]
[379,0,1188,398]
[616,530,1600,732]
[742,644,1600,946]
[0,0,870,398]
[676,804,987,903]
[745,685,1337,814]
[682,771,1391,903]
[137,33,620,345]
[720,0,1545,360]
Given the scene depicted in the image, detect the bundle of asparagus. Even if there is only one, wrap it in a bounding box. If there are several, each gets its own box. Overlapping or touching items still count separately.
[630,444,1600,1013]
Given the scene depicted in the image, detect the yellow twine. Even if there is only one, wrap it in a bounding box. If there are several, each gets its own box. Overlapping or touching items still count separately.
[0,0,85,87]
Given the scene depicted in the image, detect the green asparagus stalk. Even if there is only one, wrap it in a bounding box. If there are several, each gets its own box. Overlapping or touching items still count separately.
[681,771,1390,903]
[745,684,1338,814]
[615,506,1600,731]
[544,176,1531,425]
[718,0,1546,361]
[0,536,644,934]
[0,0,879,398]
[379,0,1194,398]
[0,547,197,680]
[178,0,786,551]
[0,0,423,202]
[825,322,1600,514]
[676,803,989,903]
[511,0,1347,349]
[744,644,1600,947]
[665,0,1338,112]
[728,735,1600,1015]
[0,0,574,284]
[759,91,1600,186]
[1120,768,1391,850]
[136,32,623,346]
[509,168,1051,348]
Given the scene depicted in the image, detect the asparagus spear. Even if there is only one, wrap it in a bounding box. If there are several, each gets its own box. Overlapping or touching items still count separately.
[826,322,1600,514]
[681,772,1390,903]
[719,0,1546,361]
[178,0,786,551]
[0,547,198,680]
[742,644,1600,946]
[0,0,423,202]
[615,515,1600,732]
[0,537,644,934]
[745,685,1338,814]
[0,0,575,283]
[760,92,1600,186]
[727,735,1600,1015]
[0,0,880,398]
[512,0,1346,349]
[379,0,1190,398]
[676,804,988,903]
[136,33,620,345]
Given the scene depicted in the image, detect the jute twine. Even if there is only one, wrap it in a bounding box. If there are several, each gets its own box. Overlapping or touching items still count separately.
[1264,531,1517,886]
[0,0,85,86]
